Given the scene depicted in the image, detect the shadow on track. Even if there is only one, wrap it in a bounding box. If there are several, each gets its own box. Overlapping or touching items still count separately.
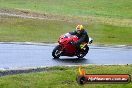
[52,57,88,64]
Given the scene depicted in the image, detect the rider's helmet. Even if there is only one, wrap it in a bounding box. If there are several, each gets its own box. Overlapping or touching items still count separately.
[76,25,84,33]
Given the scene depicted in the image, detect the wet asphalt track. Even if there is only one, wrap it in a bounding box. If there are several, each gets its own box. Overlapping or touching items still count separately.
[0,43,132,70]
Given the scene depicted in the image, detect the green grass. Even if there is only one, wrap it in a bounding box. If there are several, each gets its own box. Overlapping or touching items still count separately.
[0,16,132,44]
[0,0,132,44]
[0,65,132,88]
[0,0,132,19]
[0,16,74,42]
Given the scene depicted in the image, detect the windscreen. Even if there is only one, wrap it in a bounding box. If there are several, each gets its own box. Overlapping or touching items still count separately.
[64,33,71,38]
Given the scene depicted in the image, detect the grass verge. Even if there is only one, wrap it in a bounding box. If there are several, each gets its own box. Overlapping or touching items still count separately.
[0,15,132,45]
[0,0,132,19]
[0,65,132,88]
[0,0,132,44]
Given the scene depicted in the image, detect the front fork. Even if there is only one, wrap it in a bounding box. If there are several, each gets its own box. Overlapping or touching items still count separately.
[58,45,64,55]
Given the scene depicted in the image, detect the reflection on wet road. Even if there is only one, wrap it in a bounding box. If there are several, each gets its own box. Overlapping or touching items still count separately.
[0,43,132,69]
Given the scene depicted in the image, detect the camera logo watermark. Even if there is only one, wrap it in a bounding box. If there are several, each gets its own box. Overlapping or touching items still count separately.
[76,67,131,85]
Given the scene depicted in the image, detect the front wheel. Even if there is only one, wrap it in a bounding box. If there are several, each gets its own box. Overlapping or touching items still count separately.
[77,46,89,58]
[52,45,62,58]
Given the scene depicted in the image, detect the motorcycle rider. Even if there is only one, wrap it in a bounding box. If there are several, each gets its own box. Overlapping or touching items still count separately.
[69,25,89,53]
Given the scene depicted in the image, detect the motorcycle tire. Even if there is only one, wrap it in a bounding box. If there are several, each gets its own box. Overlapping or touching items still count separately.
[52,45,62,58]
[77,46,89,58]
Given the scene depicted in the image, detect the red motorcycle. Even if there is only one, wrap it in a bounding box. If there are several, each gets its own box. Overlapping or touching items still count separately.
[52,33,93,58]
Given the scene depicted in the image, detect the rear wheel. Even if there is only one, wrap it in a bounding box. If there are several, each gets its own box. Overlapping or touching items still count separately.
[52,45,62,58]
[77,46,89,58]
